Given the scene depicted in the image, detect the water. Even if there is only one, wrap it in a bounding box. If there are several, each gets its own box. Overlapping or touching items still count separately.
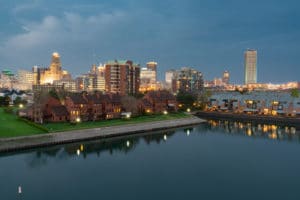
[1,121,300,200]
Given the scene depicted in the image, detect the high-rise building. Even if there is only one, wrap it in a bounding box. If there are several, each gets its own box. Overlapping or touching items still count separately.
[33,52,71,85]
[77,64,106,92]
[165,70,177,86]
[146,61,157,82]
[166,67,204,93]
[17,70,34,90]
[244,49,257,84]
[0,70,15,89]
[177,67,204,93]
[105,60,140,95]
[139,61,158,92]
[222,71,230,85]
[140,68,156,84]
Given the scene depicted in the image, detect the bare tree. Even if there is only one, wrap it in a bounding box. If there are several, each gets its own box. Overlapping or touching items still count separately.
[121,95,139,115]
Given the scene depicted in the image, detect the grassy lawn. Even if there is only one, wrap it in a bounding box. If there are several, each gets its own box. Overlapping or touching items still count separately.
[43,112,190,132]
[0,109,190,138]
[0,107,46,138]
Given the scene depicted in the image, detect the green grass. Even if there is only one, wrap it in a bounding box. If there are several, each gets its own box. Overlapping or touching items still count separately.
[0,108,190,138]
[0,107,46,138]
[43,112,190,132]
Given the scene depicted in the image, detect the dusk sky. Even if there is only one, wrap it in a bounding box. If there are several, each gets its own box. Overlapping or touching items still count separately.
[0,0,299,84]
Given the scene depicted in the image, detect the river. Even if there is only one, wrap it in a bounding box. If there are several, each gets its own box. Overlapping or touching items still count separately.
[1,121,300,200]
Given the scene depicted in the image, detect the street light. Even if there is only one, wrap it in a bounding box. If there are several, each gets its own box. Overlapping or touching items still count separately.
[76,117,81,123]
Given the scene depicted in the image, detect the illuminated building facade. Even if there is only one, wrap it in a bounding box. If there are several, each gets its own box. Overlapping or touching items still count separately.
[53,79,77,92]
[0,70,15,89]
[17,70,34,90]
[222,71,230,85]
[245,49,257,84]
[146,61,157,82]
[33,52,70,85]
[167,67,204,93]
[105,60,140,95]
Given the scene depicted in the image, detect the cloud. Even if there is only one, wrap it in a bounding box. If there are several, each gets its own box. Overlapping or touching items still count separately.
[0,11,131,68]
[12,0,42,15]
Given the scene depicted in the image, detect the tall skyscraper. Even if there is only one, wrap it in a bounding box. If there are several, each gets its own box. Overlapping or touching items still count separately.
[222,71,230,85]
[244,49,257,84]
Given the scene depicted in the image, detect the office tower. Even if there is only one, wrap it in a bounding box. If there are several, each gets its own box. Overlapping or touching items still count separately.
[222,71,230,85]
[146,61,157,82]
[17,70,34,90]
[165,70,177,86]
[244,49,257,84]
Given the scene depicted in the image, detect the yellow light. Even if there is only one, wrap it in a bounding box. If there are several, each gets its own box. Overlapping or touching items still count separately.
[163,110,168,115]
[247,128,252,136]
[263,125,268,133]
[186,108,191,112]
[146,109,151,113]
[76,117,81,123]
[80,144,84,151]
[271,125,277,131]
[271,110,277,116]
[269,133,277,140]
[19,104,24,108]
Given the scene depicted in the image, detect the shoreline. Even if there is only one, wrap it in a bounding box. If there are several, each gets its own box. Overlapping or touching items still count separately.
[0,116,205,153]
[195,111,300,128]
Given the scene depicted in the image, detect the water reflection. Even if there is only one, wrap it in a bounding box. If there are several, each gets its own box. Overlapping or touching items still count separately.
[207,119,300,142]
[1,121,299,170]
[3,131,177,168]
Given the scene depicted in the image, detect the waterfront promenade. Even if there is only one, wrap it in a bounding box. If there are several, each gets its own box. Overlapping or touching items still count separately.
[0,116,205,153]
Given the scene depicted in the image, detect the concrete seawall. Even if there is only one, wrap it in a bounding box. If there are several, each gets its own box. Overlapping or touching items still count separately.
[0,116,205,153]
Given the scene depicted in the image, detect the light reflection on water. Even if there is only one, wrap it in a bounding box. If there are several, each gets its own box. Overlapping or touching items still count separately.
[207,119,299,142]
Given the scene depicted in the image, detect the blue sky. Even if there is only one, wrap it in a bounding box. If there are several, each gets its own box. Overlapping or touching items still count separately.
[0,0,299,84]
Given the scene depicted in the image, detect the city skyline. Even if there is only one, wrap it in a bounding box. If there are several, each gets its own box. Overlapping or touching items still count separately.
[0,0,300,84]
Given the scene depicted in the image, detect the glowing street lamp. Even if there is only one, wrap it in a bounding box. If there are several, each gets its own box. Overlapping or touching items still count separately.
[186,108,191,112]
[76,117,81,123]
[163,110,168,115]
[19,104,24,108]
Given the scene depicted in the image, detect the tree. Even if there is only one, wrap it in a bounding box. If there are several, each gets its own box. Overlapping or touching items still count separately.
[0,96,10,106]
[290,88,300,98]
[176,91,197,110]
[121,95,139,115]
